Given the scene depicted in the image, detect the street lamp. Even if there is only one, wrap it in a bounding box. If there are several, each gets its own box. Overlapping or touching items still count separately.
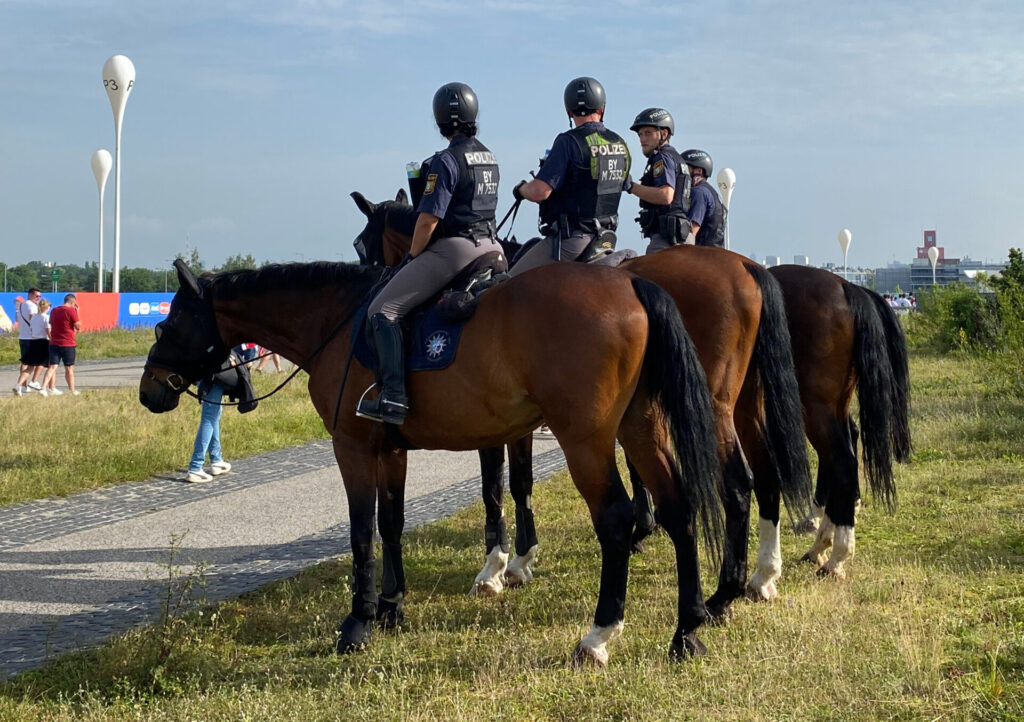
[838,228,852,280]
[716,168,735,251]
[928,245,939,285]
[103,54,135,293]
[91,149,112,292]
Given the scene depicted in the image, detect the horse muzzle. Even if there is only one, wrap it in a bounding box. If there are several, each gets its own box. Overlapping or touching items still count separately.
[139,368,185,413]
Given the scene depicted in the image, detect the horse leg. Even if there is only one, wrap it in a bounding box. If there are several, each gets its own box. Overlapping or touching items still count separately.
[333,438,382,653]
[561,441,634,668]
[801,411,857,577]
[626,457,657,553]
[376,445,408,629]
[816,415,860,579]
[470,445,510,597]
[505,433,539,587]
[705,427,754,620]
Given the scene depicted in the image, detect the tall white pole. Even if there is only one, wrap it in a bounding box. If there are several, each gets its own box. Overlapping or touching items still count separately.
[716,168,736,251]
[838,228,852,280]
[103,55,135,293]
[90,150,112,292]
[928,245,939,286]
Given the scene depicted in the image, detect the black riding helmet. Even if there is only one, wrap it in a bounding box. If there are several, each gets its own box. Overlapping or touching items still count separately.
[630,107,674,136]
[681,148,712,177]
[432,82,479,128]
[563,77,606,116]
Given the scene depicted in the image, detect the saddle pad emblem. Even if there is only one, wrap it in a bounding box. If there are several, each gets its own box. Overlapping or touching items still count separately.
[425,331,450,360]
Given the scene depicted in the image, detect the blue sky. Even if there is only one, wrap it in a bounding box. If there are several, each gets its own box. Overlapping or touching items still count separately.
[2,0,1023,271]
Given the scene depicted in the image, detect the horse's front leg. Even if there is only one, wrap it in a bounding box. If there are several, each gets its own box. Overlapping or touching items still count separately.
[505,433,539,587]
[376,444,409,629]
[333,437,383,653]
[470,445,510,597]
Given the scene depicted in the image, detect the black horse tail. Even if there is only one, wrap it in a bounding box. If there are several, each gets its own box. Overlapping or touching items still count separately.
[630,276,724,562]
[743,262,813,520]
[864,287,912,463]
[845,283,907,511]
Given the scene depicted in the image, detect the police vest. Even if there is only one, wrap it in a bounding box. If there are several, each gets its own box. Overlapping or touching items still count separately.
[539,125,631,234]
[693,179,726,248]
[638,144,691,237]
[437,137,499,240]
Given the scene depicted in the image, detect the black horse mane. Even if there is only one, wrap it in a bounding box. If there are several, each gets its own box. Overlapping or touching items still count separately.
[207,261,383,302]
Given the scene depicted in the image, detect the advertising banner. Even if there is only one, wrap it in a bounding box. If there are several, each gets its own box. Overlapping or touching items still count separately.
[117,293,175,329]
[0,292,174,333]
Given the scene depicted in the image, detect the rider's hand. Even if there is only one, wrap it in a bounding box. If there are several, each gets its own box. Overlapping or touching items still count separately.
[513,180,528,202]
[622,175,633,194]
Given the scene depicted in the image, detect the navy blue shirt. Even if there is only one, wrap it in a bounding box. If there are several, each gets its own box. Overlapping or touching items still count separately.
[535,121,607,191]
[644,145,680,190]
[688,181,716,226]
[416,141,461,218]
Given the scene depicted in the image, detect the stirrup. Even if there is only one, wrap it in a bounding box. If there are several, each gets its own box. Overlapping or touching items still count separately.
[355,383,382,421]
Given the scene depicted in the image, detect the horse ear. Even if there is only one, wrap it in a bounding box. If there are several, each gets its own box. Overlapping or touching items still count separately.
[395,188,409,205]
[174,259,202,297]
[350,192,377,219]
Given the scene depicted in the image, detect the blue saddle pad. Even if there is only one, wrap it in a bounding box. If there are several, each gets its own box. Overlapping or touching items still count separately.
[352,299,466,373]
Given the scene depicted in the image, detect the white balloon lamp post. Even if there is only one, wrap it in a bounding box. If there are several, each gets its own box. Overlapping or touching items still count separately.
[928,245,939,286]
[90,150,112,292]
[716,168,736,251]
[838,228,852,280]
[103,54,135,293]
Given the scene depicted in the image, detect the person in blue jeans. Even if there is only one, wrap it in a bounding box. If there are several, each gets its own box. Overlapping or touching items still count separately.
[187,367,233,483]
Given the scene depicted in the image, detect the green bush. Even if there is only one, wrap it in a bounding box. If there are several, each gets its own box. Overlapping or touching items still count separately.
[906,282,1002,352]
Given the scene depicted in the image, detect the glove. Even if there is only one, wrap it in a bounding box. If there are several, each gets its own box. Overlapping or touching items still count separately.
[622,175,633,194]
[513,180,528,202]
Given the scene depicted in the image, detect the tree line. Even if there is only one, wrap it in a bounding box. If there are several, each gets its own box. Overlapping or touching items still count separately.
[0,251,264,294]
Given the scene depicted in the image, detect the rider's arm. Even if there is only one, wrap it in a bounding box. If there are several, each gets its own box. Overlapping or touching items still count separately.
[516,134,571,204]
[410,213,441,257]
[517,178,553,202]
[628,183,673,205]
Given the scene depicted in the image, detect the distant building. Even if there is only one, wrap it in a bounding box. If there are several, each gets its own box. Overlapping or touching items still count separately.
[764,255,781,267]
[874,230,1007,293]
[793,255,810,266]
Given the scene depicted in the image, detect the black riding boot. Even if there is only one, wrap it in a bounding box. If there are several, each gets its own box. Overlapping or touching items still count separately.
[356,313,409,425]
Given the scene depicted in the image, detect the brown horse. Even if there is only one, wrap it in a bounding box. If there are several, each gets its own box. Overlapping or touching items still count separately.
[763,265,911,577]
[350,192,813,621]
[139,259,724,664]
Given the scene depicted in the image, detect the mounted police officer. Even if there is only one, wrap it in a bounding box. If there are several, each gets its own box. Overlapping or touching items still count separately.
[357,82,502,425]
[508,77,631,276]
[680,148,726,248]
[625,108,693,254]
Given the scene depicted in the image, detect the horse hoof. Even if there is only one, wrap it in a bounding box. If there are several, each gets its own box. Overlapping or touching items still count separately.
[816,564,847,581]
[571,642,609,668]
[335,614,372,654]
[669,633,707,660]
[470,578,503,597]
[503,567,532,588]
[504,550,536,588]
[376,597,404,631]
[745,580,778,603]
[705,604,733,626]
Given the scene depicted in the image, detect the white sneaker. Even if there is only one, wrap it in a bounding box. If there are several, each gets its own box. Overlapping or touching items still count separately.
[39,388,49,397]
[186,469,213,483]
[71,390,80,396]
[27,381,42,391]
[210,460,232,476]
[12,386,23,397]
[50,388,63,396]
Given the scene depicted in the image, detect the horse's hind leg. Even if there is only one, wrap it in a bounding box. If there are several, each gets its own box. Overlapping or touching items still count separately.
[505,434,539,586]
[470,445,510,597]
[375,444,409,630]
[560,440,634,667]
[626,457,657,553]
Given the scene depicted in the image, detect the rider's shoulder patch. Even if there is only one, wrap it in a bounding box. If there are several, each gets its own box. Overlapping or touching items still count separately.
[424,173,438,195]
[653,160,665,178]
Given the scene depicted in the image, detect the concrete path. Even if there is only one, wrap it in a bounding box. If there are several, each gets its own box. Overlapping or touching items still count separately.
[0,436,566,679]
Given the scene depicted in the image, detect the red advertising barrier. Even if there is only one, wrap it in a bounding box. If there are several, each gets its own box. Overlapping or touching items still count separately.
[73,292,120,331]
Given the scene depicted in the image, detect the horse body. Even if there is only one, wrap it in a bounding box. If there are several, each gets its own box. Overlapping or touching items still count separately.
[140,260,723,664]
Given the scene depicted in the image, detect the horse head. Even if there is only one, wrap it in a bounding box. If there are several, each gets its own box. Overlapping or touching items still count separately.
[139,259,230,413]
[351,190,413,267]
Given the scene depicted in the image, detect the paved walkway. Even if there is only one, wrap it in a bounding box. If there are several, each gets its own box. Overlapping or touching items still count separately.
[0,356,567,679]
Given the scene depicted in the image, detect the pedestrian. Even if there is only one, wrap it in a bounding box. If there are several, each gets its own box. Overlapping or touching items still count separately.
[12,288,45,396]
[43,293,82,396]
[509,76,631,276]
[186,354,238,483]
[30,299,53,397]
[255,347,284,373]
[237,342,259,364]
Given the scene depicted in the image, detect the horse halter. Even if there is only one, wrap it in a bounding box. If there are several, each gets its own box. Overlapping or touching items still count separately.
[143,289,230,395]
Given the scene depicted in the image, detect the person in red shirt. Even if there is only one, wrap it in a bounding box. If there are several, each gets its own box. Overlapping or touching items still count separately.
[44,294,83,396]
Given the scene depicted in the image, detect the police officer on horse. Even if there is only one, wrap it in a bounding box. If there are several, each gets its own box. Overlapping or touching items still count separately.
[508,77,632,276]
[356,82,502,425]
[625,108,693,254]
[680,148,726,248]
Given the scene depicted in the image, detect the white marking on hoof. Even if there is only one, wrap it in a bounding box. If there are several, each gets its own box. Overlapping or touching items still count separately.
[573,622,624,668]
[793,503,824,535]
[747,517,782,601]
[504,544,538,587]
[820,525,855,579]
[469,547,508,597]
[804,514,836,567]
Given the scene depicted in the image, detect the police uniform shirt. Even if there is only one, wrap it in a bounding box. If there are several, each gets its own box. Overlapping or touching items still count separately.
[643,146,680,192]
[688,181,716,227]
[416,143,461,219]
[535,121,607,191]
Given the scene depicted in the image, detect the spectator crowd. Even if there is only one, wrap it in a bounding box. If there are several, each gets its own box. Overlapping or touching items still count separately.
[11,288,81,397]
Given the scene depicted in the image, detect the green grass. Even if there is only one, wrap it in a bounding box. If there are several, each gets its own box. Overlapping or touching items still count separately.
[0,372,329,507]
[0,327,154,366]
[1,351,1023,720]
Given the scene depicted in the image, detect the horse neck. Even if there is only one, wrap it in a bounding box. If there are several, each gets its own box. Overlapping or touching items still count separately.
[210,286,350,364]
[382,225,412,266]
